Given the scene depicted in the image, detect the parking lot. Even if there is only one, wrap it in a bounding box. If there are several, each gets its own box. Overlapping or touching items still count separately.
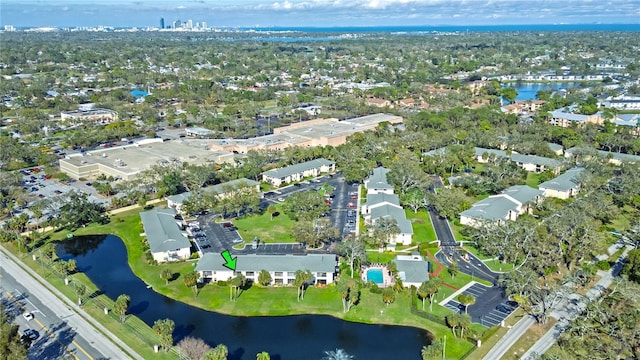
[8,167,109,228]
[262,172,360,238]
[441,283,516,326]
[188,172,358,256]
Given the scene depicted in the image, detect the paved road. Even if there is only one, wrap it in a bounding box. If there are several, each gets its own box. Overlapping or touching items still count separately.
[0,246,143,360]
[520,246,631,359]
[482,315,537,360]
[485,246,631,360]
[427,176,511,324]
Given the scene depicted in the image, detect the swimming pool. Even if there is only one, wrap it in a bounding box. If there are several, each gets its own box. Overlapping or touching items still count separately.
[366,268,384,284]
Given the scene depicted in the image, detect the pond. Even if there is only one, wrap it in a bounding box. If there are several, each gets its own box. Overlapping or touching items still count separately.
[502,82,583,102]
[57,235,431,360]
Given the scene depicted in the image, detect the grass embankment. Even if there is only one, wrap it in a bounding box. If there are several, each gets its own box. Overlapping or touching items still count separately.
[501,318,557,360]
[464,308,525,360]
[462,245,515,273]
[233,204,296,243]
[406,209,437,242]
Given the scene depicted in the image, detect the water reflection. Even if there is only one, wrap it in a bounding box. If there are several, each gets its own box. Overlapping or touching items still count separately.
[57,235,431,359]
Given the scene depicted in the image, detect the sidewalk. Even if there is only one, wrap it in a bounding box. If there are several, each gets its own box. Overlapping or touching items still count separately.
[485,246,631,360]
[0,245,144,360]
[520,246,631,359]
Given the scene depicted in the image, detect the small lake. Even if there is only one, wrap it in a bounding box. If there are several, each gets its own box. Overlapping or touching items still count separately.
[502,82,583,102]
[57,235,431,360]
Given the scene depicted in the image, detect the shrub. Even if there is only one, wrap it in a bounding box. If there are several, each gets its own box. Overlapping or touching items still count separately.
[595,260,611,271]
[369,283,381,294]
[217,280,228,287]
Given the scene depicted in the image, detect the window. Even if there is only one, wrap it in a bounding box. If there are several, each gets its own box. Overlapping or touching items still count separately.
[275,278,283,285]
[287,279,294,285]
[275,272,283,277]
[287,272,295,277]
[317,272,327,278]
[246,271,255,277]
[203,271,212,277]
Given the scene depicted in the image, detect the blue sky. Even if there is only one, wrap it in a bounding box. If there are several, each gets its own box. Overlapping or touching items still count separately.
[3,0,639,28]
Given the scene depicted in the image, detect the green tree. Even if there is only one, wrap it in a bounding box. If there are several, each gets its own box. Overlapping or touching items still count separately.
[294,269,313,301]
[421,339,443,360]
[229,274,246,302]
[161,268,172,285]
[184,271,200,297]
[446,314,460,338]
[382,287,396,306]
[622,248,640,283]
[458,313,471,338]
[337,236,367,278]
[203,344,228,360]
[257,269,272,286]
[58,191,108,230]
[457,293,476,313]
[424,278,443,312]
[152,318,175,352]
[417,281,429,310]
[113,294,131,323]
[281,191,329,221]
[500,86,518,104]
[256,351,271,360]
[447,261,459,278]
[0,303,29,359]
[336,276,362,313]
[75,283,87,306]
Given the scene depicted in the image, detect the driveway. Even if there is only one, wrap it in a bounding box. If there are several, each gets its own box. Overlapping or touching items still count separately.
[428,176,510,324]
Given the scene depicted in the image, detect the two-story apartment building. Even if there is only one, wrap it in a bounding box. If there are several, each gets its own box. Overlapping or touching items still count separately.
[195,253,339,285]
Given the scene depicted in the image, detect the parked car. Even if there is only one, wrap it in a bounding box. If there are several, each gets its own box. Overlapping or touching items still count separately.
[277,197,285,202]
[22,328,38,341]
[496,305,513,314]
[505,300,519,308]
[347,202,356,208]
[222,222,233,228]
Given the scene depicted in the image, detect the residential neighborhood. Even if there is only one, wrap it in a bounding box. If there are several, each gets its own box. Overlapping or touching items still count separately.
[1,21,639,360]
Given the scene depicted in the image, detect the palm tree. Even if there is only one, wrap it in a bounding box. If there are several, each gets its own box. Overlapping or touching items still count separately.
[161,268,172,285]
[446,314,460,338]
[258,269,272,286]
[256,352,270,360]
[458,313,471,338]
[417,281,429,310]
[183,271,200,297]
[322,348,355,360]
[382,287,396,306]
[114,294,131,323]
[294,269,313,301]
[457,293,476,313]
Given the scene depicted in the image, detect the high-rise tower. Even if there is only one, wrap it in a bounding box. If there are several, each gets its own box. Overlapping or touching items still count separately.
[160,18,165,29]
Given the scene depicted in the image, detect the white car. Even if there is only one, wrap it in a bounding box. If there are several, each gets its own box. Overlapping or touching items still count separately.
[23,312,34,321]
[277,197,285,202]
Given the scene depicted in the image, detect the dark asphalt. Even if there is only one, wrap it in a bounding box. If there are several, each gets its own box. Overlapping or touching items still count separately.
[428,176,512,324]
[194,172,357,256]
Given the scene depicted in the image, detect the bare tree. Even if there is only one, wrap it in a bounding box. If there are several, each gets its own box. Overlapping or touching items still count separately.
[177,336,212,360]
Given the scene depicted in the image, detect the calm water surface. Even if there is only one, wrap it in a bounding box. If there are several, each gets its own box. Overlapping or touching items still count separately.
[57,235,431,360]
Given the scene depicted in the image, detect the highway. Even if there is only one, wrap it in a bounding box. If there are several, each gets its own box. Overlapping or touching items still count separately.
[0,246,143,360]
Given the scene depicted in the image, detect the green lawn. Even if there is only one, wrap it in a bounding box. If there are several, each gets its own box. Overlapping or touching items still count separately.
[232,205,297,243]
[449,220,468,242]
[406,209,437,243]
[462,245,515,273]
[525,173,543,188]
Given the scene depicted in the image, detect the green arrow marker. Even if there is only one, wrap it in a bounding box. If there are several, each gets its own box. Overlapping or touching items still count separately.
[221,250,237,271]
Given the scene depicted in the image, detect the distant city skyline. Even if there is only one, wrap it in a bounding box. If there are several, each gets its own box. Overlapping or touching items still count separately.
[2,0,639,28]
